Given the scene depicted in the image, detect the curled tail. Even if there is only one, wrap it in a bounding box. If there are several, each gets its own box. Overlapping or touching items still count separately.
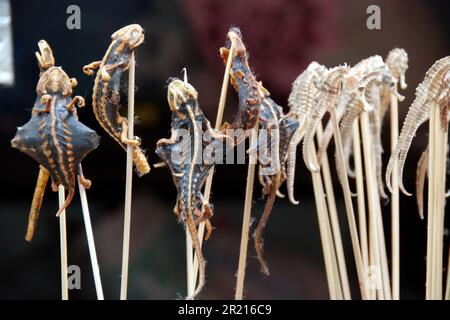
[25,166,50,241]
[55,188,75,217]
[253,173,280,276]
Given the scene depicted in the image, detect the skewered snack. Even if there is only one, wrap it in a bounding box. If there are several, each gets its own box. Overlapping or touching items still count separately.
[11,40,99,240]
[83,24,150,176]
[156,78,230,299]
[220,28,299,275]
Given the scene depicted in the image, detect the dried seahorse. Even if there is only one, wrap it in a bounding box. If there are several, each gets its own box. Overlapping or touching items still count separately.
[386,56,450,195]
[302,65,349,173]
[286,62,327,204]
[380,48,409,121]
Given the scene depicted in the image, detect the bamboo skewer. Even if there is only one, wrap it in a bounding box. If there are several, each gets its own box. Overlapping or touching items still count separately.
[182,69,196,298]
[445,247,450,300]
[329,107,368,299]
[310,140,340,299]
[360,111,391,299]
[120,51,136,300]
[352,121,369,271]
[58,186,68,300]
[317,124,351,299]
[77,166,104,300]
[390,92,400,300]
[192,41,235,289]
[426,102,447,299]
[235,127,258,300]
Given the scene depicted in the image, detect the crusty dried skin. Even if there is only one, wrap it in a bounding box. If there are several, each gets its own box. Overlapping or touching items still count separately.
[286,62,327,204]
[302,65,348,173]
[416,146,429,220]
[380,49,408,120]
[386,56,450,195]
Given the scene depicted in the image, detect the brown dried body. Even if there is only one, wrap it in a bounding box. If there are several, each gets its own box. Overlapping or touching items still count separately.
[83,24,150,176]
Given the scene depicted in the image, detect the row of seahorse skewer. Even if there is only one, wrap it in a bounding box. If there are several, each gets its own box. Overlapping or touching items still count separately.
[10,23,449,299]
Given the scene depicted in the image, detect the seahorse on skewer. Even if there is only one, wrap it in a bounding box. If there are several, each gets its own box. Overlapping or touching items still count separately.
[83,24,150,176]
[11,40,99,241]
[386,56,450,202]
[286,62,327,204]
[317,56,403,197]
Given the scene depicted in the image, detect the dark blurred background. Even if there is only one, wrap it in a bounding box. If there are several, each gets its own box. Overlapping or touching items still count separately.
[0,0,448,299]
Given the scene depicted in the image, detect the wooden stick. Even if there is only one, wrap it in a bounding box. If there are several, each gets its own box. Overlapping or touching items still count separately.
[352,120,371,298]
[58,186,68,300]
[193,41,235,287]
[445,247,450,300]
[389,93,400,300]
[426,102,447,299]
[425,104,435,299]
[181,68,196,297]
[310,141,340,299]
[360,111,391,299]
[330,107,368,299]
[235,127,258,300]
[186,226,195,296]
[77,166,104,300]
[317,124,351,299]
[120,51,135,300]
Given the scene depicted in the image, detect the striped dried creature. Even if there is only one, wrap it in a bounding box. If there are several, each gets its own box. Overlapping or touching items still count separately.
[302,65,349,173]
[220,27,299,274]
[11,40,99,241]
[156,79,230,299]
[83,24,150,176]
[317,56,402,196]
[380,48,409,121]
[386,56,450,196]
[286,62,327,204]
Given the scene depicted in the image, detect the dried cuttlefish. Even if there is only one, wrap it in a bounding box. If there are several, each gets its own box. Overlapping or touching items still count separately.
[386,56,450,199]
[83,24,150,176]
[156,78,230,299]
[11,40,99,241]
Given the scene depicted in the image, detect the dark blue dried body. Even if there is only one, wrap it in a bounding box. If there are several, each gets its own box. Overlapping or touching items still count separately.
[84,24,150,176]
[13,94,99,191]
[156,95,223,224]
[92,40,132,148]
[220,28,263,132]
